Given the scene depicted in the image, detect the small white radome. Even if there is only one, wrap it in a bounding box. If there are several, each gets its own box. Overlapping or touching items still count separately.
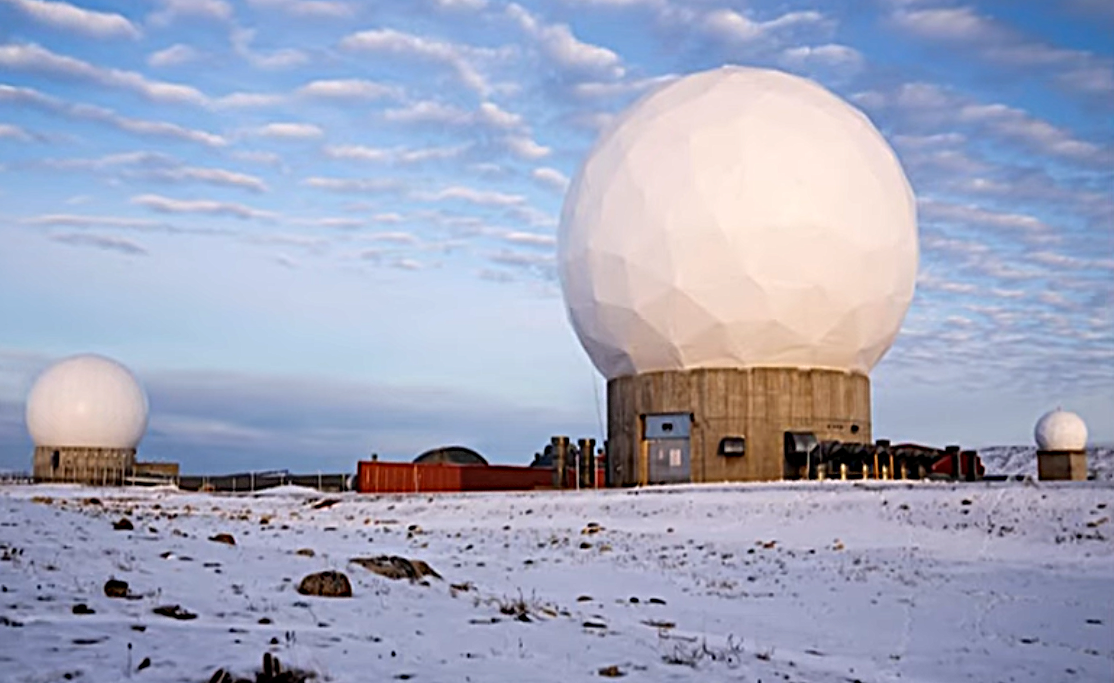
[559,66,918,380]
[25,354,149,449]
[1034,409,1088,452]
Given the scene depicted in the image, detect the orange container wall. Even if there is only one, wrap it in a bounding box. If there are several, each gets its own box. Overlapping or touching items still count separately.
[357,461,556,494]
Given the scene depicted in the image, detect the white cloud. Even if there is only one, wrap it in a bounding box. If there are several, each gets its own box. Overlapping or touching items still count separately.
[502,230,556,248]
[957,103,1105,161]
[703,9,828,43]
[0,84,226,146]
[891,5,1114,98]
[0,43,209,105]
[891,6,1002,42]
[324,144,467,164]
[303,177,404,193]
[506,3,624,79]
[0,123,32,141]
[145,166,269,193]
[149,0,233,26]
[340,28,496,94]
[431,0,487,10]
[367,231,420,245]
[147,44,199,68]
[414,186,527,207]
[504,135,550,159]
[384,99,527,135]
[132,194,275,220]
[22,214,162,230]
[232,29,310,69]
[532,167,569,191]
[246,0,352,18]
[856,82,1108,164]
[0,0,140,39]
[50,232,147,255]
[297,79,400,100]
[571,74,675,99]
[214,92,285,108]
[919,198,1052,235]
[780,44,864,73]
[253,122,324,139]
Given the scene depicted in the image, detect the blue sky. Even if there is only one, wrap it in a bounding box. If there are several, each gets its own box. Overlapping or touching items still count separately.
[0,0,1111,473]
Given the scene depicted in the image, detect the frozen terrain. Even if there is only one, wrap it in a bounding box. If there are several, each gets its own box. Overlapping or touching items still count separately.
[1,481,1111,683]
[980,446,1114,482]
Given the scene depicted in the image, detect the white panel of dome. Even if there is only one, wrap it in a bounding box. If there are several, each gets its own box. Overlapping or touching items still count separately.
[25,354,149,449]
[559,66,918,380]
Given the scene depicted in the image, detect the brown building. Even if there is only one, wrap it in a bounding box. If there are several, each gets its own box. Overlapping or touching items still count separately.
[606,367,870,485]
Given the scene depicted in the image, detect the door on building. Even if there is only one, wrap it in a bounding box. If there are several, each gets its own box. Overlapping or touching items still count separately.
[644,413,691,484]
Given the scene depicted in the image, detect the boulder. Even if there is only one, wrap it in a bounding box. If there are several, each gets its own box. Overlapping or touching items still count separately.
[104,579,129,598]
[209,533,236,546]
[296,571,352,598]
[113,518,134,531]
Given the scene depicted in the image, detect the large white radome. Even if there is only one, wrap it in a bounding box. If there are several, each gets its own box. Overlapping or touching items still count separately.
[1034,409,1088,452]
[25,354,149,449]
[559,66,919,379]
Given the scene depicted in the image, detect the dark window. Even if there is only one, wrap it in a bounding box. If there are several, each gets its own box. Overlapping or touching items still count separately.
[51,450,60,470]
[850,424,860,435]
[718,437,745,457]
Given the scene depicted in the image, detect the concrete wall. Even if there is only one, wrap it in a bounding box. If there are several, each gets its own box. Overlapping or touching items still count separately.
[32,446,137,484]
[607,367,871,485]
[1037,450,1088,481]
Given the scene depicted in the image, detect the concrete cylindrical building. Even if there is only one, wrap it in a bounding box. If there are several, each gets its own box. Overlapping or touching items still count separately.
[26,354,149,484]
[1034,408,1088,481]
[558,67,918,484]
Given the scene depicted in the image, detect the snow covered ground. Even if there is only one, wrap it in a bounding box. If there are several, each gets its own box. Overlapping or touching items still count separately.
[1,481,1111,683]
[980,446,1114,482]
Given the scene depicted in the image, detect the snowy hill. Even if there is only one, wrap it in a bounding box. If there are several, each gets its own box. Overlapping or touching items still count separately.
[1,481,1111,683]
[979,445,1114,481]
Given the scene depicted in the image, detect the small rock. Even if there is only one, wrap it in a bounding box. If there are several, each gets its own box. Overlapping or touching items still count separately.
[598,665,625,677]
[349,556,440,582]
[258,617,272,624]
[297,571,353,598]
[648,597,666,605]
[72,604,95,615]
[295,548,315,557]
[152,605,197,620]
[136,657,151,672]
[104,579,129,598]
[113,518,134,531]
[209,533,236,546]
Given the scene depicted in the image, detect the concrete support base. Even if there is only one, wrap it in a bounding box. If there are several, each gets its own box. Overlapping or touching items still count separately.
[32,446,136,485]
[1037,450,1088,481]
[607,367,871,485]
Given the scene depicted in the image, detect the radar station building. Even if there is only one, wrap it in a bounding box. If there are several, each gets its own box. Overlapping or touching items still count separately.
[557,67,918,484]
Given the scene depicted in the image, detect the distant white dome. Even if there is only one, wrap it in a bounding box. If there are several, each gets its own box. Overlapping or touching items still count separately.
[25,354,148,449]
[1034,409,1087,452]
[559,66,918,380]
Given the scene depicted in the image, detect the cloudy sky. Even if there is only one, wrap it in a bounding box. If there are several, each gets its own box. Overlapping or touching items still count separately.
[0,0,1111,474]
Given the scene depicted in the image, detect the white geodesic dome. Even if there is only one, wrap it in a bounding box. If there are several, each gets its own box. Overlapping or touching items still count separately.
[558,66,919,379]
[1034,409,1088,451]
[25,354,148,449]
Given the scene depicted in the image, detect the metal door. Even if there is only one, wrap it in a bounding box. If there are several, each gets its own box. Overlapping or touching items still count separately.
[644,413,691,484]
